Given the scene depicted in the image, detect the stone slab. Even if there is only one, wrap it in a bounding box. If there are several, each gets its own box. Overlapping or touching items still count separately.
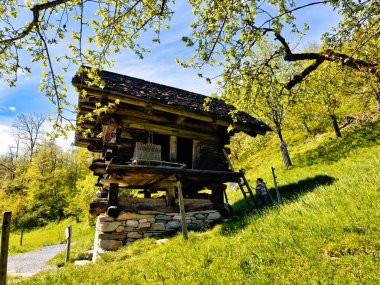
[207,212,222,220]
[138,222,151,228]
[116,212,155,221]
[125,220,139,227]
[99,239,123,251]
[127,231,143,239]
[97,221,123,232]
[166,221,181,229]
[152,223,166,231]
[98,214,115,222]
[74,260,92,266]
[138,210,162,215]
[98,233,127,240]
[155,215,172,221]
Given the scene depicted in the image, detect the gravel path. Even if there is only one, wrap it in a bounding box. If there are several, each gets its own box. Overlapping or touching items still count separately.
[7,244,66,277]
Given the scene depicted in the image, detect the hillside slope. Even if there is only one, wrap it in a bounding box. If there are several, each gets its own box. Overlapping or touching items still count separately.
[20,118,380,284]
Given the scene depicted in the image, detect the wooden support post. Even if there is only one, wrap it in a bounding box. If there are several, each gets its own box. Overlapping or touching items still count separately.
[271,167,282,204]
[169,136,177,162]
[192,140,201,169]
[108,183,119,206]
[211,185,226,205]
[176,181,188,240]
[0,211,12,285]
[166,187,176,206]
[65,225,72,264]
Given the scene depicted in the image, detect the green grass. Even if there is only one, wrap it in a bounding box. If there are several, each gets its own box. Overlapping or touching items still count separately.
[16,117,380,284]
[8,219,94,255]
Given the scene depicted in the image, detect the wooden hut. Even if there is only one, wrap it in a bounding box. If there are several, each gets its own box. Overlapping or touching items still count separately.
[73,68,271,255]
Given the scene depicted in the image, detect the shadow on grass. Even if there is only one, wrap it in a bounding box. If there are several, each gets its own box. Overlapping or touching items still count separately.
[221,174,335,236]
[294,120,380,166]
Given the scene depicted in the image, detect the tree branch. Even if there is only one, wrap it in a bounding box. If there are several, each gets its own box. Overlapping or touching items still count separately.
[0,0,71,47]
[268,30,380,89]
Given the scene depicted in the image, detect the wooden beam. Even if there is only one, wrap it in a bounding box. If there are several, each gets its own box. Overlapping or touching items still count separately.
[120,121,220,143]
[192,140,201,169]
[74,86,261,135]
[175,116,186,125]
[177,181,189,240]
[89,197,216,216]
[170,136,177,162]
[166,187,176,206]
[210,184,226,204]
[92,162,242,183]
[0,211,11,285]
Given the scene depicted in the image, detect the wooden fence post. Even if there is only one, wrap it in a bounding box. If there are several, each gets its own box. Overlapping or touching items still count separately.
[271,167,282,204]
[1,211,12,285]
[65,225,72,264]
[176,181,188,240]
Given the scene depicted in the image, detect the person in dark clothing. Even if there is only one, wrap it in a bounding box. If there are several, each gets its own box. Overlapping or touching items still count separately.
[255,178,268,208]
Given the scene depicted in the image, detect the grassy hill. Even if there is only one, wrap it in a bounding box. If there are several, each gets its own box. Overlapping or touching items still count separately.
[15,116,380,284]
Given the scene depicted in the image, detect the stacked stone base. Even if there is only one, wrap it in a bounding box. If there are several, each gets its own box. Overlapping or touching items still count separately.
[92,210,223,261]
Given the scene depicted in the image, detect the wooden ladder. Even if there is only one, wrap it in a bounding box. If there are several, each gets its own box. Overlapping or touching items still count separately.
[223,149,258,209]
[238,170,258,209]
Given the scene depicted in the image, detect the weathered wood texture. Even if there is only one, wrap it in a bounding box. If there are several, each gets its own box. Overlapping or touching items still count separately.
[192,140,201,169]
[177,181,189,240]
[108,183,119,206]
[97,162,238,178]
[169,136,177,162]
[65,225,72,263]
[0,212,11,285]
[199,143,229,170]
[74,87,267,136]
[89,198,217,216]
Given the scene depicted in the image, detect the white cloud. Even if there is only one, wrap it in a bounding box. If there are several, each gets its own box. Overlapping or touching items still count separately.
[8,106,16,112]
[0,124,15,155]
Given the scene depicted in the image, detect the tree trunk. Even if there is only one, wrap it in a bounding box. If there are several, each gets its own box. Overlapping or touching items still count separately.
[276,125,292,169]
[376,91,380,112]
[302,120,311,135]
[330,114,342,138]
[20,229,24,247]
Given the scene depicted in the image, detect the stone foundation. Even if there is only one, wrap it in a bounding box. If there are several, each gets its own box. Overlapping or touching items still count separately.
[92,209,223,261]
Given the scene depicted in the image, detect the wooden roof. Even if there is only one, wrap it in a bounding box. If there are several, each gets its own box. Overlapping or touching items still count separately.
[72,68,271,135]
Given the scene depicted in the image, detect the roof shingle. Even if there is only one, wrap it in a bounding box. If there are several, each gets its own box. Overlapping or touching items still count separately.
[72,68,271,134]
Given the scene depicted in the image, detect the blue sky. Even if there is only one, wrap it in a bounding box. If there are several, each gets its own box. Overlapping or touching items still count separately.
[0,1,341,154]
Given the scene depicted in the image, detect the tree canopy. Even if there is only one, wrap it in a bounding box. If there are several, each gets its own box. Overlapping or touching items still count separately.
[0,0,379,132]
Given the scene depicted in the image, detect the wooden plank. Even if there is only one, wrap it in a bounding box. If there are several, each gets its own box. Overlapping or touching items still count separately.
[0,212,11,285]
[166,187,176,206]
[177,181,189,240]
[192,140,201,169]
[120,121,220,143]
[89,198,216,216]
[74,87,262,135]
[116,107,219,133]
[169,136,177,162]
[92,162,242,183]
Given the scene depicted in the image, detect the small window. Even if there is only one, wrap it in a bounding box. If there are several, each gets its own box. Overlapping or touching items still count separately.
[153,134,170,161]
[177,137,193,168]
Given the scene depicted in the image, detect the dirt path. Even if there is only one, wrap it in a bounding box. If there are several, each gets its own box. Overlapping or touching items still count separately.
[7,244,66,277]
